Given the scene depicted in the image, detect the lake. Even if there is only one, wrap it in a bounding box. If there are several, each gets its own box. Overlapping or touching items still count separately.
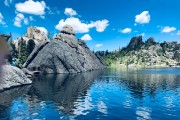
[0,68,180,120]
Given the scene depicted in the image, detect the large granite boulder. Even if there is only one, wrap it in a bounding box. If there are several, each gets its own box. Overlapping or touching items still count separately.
[0,65,32,91]
[60,25,75,35]
[23,25,106,74]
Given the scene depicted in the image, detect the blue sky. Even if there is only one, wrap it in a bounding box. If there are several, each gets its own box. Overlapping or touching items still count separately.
[0,0,180,51]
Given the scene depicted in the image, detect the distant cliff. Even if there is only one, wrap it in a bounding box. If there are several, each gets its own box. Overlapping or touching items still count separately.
[98,36,180,68]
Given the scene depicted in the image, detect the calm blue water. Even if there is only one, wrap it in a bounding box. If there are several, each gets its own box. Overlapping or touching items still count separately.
[0,68,180,120]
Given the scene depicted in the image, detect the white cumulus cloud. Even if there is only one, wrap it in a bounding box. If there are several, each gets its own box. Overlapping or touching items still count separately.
[91,20,109,32]
[135,11,150,24]
[0,13,6,25]
[15,0,46,16]
[161,26,176,33]
[56,17,90,33]
[36,27,48,35]
[95,44,103,48]
[81,34,92,41]
[64,8,77,16]
[55,17,109,33]
[14,13,29,27]
[120,28,132,34]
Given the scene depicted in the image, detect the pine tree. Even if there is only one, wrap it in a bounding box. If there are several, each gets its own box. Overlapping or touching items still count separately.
[27,39,35,56]
[18,38,28,68]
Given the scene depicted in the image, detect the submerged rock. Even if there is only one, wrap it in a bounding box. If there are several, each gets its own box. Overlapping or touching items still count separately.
[23,25,106,73]
[0,65,32,91]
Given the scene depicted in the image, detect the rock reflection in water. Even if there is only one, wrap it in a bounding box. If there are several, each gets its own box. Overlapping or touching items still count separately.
[28,70,104,114]
[0,68,180,120]
[0,85,31,118]
[0,70,104,119]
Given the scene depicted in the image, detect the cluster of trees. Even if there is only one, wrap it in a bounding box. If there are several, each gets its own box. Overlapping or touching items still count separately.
[97,40,180,67]
[9,38,35,68]
[96,49,121,66]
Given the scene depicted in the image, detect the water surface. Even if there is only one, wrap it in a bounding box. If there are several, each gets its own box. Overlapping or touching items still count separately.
[0,68,180,120]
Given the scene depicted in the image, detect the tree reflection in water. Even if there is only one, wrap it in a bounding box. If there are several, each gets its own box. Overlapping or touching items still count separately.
[105,68,180,99]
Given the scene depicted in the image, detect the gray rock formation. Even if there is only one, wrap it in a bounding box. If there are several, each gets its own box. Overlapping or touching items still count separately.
[23,25,106,73]
[13,26,48,49]
[25,26,48,43]
[60,25,75,35]
[145,37,155,46]
[126,36,144,51]
[174,50,180,60]
[0,65,32,91]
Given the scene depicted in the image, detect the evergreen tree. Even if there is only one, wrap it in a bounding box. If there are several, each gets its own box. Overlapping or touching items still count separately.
[18,38,28,68]
[105,50,109,56]
[27,39,35,56]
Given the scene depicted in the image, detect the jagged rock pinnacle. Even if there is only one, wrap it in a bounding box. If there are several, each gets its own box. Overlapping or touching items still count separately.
[61,25,75,36]
[25,26,48,42]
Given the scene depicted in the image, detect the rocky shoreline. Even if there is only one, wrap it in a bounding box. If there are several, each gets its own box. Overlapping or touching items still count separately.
[0,65,32,92]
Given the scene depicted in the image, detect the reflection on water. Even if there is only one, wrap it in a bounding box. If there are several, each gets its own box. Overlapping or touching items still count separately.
[0,68,180,120]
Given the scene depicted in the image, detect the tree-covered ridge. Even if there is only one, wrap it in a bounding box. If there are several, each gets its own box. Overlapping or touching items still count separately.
[97,36,180,67]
